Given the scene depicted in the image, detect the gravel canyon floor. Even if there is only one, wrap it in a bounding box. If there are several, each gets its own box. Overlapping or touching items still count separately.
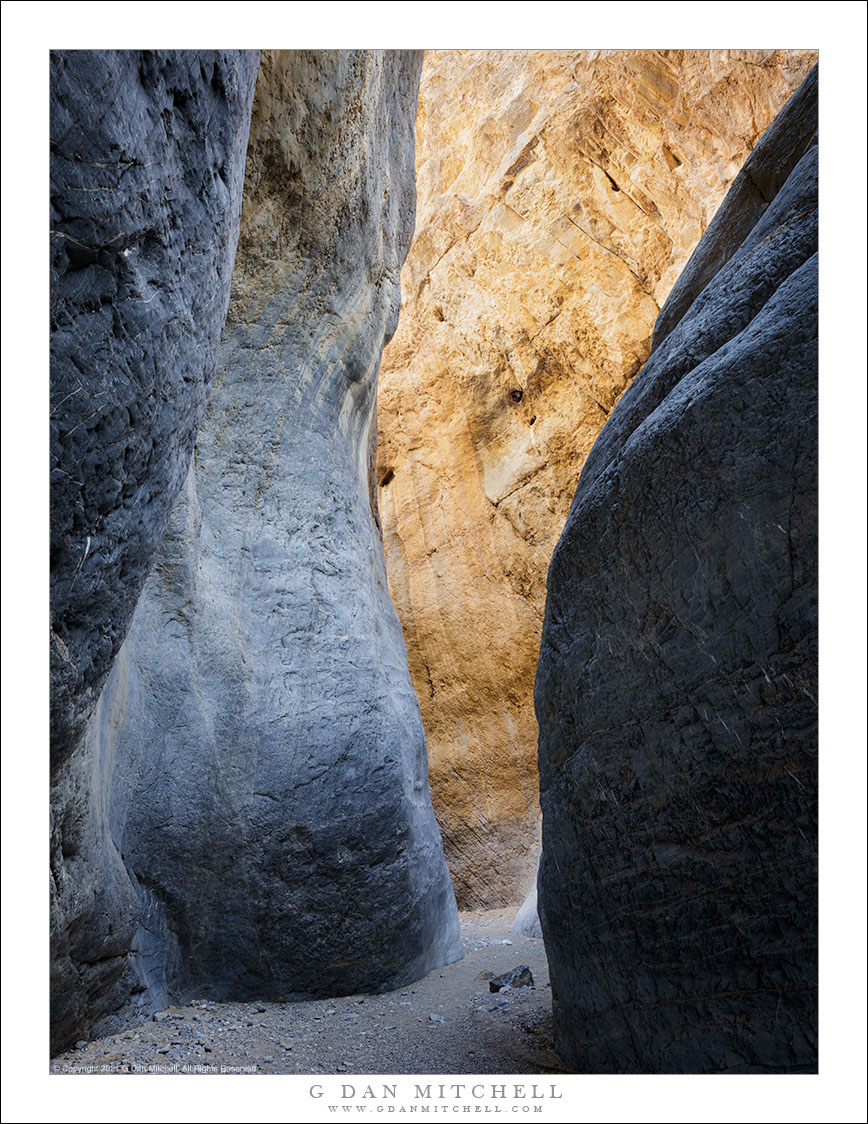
[50,911,565,1075]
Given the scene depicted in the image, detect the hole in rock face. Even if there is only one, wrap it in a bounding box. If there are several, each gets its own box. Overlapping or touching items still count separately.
[172,89,191,111]
[662,143,682,170]
[529,416,537,426]
[510,389,524,403]
[379,466,395,487]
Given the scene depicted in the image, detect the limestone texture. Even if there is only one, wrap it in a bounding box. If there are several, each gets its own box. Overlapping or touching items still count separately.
[49,49,259,1054]
[377,49,817,909]
[94,50,461,1014]
[535,66,818,1073]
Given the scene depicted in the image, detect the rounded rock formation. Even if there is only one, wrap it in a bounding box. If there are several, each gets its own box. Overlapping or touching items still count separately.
[535,67,818,1073]
[97,50,462,1011]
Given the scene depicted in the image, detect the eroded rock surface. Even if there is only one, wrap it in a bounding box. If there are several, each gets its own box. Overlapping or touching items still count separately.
[50,50,259,769]
[377,49,817,909]
[96,50,461,1011]
[49,49,259,1053]
[535,66,818,1073]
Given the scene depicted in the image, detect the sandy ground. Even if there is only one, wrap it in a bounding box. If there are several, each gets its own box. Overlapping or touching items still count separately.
[50,910,568,1075]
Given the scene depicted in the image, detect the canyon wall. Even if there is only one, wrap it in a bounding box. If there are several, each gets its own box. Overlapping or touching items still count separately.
[51,49,460,1054]
[50,49,260,1052]
[94,50,461,1017]
[50,51,259,769]
[535,66,818,1073]
[377,49,818,909]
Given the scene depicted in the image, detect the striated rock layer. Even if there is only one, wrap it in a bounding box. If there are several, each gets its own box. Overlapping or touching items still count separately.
[377,49,817,909]
[92,50,461,1015]
[535,67,818,1073]
[49,49,260,1053]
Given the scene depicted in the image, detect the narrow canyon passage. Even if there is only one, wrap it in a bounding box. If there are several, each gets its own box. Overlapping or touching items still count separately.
[50,913,563,1076]
[47,47,819,1079]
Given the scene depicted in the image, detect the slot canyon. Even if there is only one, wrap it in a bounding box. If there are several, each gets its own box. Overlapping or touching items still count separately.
[49,48,818,1076]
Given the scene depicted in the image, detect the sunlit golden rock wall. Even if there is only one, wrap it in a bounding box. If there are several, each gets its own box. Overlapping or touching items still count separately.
[378,49,817,908]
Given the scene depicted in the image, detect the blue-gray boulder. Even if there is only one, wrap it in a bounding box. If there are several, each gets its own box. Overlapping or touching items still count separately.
[98,50,462,1010]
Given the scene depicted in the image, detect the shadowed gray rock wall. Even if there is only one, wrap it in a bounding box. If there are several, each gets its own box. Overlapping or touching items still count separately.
[50,50,260,769]
[50,50,259,1053]
[535,66,817,1073]
[98,50,461,1008]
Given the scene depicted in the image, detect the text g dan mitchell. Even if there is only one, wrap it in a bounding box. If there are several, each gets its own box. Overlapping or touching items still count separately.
[309,1085,563,1102]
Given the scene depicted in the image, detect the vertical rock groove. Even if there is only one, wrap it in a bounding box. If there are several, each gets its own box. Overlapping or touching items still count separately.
[50,48,462,1054]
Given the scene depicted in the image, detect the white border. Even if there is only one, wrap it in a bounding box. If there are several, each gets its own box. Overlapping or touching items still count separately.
[2,3,866,1122]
